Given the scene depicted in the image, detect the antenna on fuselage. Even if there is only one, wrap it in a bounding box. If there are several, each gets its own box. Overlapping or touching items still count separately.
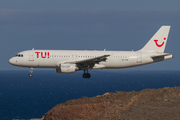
[32,48,34,50]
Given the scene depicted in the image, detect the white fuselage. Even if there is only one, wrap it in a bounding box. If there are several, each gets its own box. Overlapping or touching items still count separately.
[9,50,172,69]
[9,26,173,78]
[8,26,173,78]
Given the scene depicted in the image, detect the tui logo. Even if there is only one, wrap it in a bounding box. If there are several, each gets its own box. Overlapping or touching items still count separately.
[154,37,166,47]
[35,52,50,58]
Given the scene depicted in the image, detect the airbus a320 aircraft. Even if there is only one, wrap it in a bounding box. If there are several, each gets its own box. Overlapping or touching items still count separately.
[9,26,173,78]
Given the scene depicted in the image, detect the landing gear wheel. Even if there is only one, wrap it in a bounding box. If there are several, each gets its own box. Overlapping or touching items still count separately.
[82,73,91,78]
[82,69,91,78]
[86,73,91,78]
[29,68,33,78]
[83,73,87,78]
[29,74,33,78]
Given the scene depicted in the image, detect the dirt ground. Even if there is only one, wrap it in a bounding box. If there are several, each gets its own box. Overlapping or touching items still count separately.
[43,87,180,120]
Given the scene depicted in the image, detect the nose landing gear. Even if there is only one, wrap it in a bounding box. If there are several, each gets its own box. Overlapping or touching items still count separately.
[82,70,91,78]
[29,68,33,78]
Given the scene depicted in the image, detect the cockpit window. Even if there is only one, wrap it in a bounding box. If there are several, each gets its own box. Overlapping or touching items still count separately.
[15,54,23,57]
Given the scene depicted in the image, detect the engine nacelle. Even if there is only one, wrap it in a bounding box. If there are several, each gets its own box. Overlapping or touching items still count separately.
[56,64,76,73]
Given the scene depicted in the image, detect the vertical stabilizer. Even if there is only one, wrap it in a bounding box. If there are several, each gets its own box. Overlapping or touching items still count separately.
[140,26,171,53]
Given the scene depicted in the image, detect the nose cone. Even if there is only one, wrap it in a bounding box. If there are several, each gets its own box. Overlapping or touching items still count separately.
[9,57,23,66]
[9,57,16,65]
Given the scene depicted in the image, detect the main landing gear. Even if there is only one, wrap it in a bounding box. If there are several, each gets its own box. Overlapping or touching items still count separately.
[29,68,33,78]
[83,70,91,78]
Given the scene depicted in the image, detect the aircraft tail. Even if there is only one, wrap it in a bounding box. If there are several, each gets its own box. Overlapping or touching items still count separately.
[140,26,171,53]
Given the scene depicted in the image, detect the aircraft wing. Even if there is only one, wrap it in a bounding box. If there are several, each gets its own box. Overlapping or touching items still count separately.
[65,55,110,64]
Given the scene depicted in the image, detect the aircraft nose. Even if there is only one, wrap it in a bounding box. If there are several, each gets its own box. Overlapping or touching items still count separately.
[9,58,15,65]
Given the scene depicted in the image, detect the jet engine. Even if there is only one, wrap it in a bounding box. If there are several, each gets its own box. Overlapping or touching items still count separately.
[56,64,76,73]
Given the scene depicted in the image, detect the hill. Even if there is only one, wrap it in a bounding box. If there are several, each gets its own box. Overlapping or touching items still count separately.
[43,86,180,120]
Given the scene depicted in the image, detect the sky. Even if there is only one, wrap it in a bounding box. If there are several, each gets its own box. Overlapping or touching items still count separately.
[1,0,180,70]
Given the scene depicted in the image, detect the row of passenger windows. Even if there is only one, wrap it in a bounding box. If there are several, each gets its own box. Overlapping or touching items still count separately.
[15,54,128,58]
[36,55,99,58]
[36,55,129,58]
[113,56,129,58]
[15,54,23,57]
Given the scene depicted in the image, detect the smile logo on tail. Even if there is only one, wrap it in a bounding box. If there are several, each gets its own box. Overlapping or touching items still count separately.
[154,37,166,47]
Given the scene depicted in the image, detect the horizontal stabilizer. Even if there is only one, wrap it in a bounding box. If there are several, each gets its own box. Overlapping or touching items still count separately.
[151,53,173,62]
[151,53,173,58]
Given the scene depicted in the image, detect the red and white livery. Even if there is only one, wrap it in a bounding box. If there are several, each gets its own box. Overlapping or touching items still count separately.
[9,26,173,78]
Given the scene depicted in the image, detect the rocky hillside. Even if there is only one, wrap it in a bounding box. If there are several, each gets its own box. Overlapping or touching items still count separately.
[43,86,180,120]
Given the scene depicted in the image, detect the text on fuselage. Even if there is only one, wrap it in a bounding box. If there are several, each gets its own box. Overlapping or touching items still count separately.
[35,52,50,58]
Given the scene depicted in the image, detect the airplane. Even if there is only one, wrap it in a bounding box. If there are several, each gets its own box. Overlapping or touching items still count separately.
[9,26,173,78]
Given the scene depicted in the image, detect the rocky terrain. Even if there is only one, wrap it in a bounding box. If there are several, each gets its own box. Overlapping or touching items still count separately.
[43,86,180,120]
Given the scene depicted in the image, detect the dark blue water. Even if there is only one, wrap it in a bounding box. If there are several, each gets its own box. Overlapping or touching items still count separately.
[0,70,180,120]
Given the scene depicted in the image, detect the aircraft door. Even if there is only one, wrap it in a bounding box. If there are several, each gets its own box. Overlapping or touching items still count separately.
[137,53,142,63]
[29,52,34,61]
[71,54,78,60]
